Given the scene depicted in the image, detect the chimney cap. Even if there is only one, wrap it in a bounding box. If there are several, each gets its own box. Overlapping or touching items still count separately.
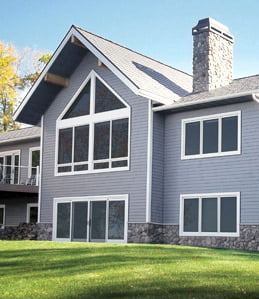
[192,17,234,42]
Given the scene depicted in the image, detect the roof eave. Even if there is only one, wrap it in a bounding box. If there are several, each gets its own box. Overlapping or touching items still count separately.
[137,89,179,104]
[0,134,41,146]
[14,26,77,123]
[153,90,259,113]
[15,25,188,124]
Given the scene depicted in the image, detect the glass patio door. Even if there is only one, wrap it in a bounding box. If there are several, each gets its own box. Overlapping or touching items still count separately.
[71,201,88,242]
[0,153,20,184]
[55,198,126,242]
[90,201,107,242]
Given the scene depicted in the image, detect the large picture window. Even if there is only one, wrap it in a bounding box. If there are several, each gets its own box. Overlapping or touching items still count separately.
[56,71,130,175]
[180,193,240,237]
[182,111,241,159]
[94,118,128,169]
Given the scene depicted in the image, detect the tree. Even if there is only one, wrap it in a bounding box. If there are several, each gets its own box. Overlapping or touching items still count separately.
[0,42,20,132]
[0,42,51,132]
[18,51,51,88]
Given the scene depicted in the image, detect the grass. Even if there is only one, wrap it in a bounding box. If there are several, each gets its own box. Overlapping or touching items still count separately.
[0,241,259,298]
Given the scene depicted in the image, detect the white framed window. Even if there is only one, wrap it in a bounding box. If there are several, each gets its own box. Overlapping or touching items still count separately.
[27,203,38,224]
[179,192,240,237]
[0,150,20,184]
[181,111,241,159]
[0,205,5,228]
[28,147,40,177]
[55,71,130,175]
[52,194,128,243]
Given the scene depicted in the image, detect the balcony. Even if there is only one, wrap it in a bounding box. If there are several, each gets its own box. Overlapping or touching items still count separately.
[0,165,39,194]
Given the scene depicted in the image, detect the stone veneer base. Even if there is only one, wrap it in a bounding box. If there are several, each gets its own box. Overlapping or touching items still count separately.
[0,223,52,241]
[128,223,259,251]
[2,223,259,251]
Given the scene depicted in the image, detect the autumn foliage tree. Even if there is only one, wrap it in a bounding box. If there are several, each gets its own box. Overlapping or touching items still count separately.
[0,42,20,132]
[0,42,51,132]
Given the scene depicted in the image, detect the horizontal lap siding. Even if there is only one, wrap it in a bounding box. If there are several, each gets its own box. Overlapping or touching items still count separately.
[0,196,38,226]
[40,52,148,224]
[163,101,259,224]
[151,112,164,223]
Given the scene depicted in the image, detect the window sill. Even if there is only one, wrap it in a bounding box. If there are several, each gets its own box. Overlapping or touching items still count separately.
[181,150,240,160]
[55,166,129,176]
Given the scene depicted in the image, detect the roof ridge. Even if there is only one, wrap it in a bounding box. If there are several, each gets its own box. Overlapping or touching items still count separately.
[74,25,192,78]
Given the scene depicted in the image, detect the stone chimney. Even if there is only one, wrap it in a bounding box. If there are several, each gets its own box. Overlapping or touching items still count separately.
[192,18,234,93]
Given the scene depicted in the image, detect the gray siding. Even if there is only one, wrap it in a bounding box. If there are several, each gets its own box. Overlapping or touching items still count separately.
[0,195,37,226]
[0,139,40,183]
[151,112,164,223]
[163,101,259,224]
[40,52,149,224]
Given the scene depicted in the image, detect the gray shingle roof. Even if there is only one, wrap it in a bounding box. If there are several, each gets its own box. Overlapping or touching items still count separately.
[0,126,41,144]
[76,26,192,102]
[155,74,259,111]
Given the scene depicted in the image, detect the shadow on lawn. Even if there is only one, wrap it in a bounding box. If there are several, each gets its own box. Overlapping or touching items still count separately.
[71,284,259,299]
[1,244,259,279]
[0,245,208,278]
[1,243,259,298]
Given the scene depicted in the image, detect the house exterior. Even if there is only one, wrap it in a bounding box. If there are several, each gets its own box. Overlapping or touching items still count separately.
[0,126,40,238]
[10,17,259,250]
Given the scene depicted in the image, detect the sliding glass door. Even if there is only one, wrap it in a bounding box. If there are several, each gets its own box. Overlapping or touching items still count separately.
[90,201,106,242]
[54,196,127,243]
[72,202,88,242]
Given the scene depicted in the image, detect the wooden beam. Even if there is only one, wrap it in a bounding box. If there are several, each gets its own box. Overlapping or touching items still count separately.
[44,73,69,87]
[98,59,108,69]
[71,35,86,48]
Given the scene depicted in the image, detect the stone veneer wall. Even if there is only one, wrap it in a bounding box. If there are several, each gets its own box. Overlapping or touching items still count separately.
[193,30,233,93]
[2,222,259,250]
[37,223,53,241]
[128,223,259,251]
[0,223,52,241]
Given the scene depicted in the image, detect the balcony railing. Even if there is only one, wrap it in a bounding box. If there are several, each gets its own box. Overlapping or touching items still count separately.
[0,164,40,187]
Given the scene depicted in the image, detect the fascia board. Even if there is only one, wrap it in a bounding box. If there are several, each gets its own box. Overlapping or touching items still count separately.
[153,90,259,112]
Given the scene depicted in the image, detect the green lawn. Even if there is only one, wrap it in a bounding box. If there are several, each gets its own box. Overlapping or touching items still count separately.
[0,241,259,298]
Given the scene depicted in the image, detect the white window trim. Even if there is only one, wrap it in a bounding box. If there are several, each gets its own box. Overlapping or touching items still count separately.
[26,203,38,223]
[179,192,240,237]
[28,147,40,178]
[0,150,21,184]
[55,71,131,176]
[181,111,241,160]
[52,194,128,243]
[0,204,5,228]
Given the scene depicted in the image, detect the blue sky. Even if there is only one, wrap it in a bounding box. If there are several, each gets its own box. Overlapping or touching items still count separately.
[1,0,259,78]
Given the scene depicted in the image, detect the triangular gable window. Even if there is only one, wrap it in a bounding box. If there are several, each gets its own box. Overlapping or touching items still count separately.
[57,72,130,174]
[63,81,91,119]
[95,78,125,113]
